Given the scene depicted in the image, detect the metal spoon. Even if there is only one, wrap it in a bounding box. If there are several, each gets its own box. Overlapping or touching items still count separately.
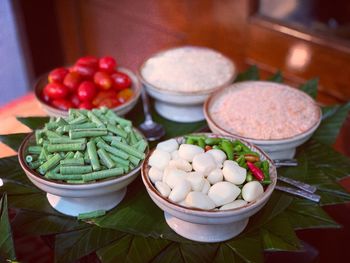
[138,89,165,141]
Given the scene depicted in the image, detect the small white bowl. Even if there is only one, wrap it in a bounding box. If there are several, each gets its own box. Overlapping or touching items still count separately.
[141,133,276,242]
[204,81,322,159]
[18,132,147,217]
[138,46,236,123]
[35,67,142,118]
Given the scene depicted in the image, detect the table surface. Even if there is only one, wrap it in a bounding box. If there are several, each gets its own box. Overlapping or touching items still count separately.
[1,93,350,263]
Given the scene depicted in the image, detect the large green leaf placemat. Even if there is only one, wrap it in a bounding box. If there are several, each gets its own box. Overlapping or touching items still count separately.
[1,67,350,262]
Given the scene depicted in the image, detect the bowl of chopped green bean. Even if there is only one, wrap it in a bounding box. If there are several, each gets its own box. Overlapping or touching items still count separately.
[141,133,276,242]
[18,108,148,217]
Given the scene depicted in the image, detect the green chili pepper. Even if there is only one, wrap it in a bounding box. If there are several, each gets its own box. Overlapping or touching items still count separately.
[220,140,234,160]
[204,137,221,145]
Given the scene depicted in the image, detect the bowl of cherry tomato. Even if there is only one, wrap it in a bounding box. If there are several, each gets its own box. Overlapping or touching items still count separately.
[35,56,141,117]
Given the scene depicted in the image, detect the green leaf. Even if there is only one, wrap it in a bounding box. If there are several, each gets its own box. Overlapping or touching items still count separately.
[267,70,283,83]
[245,191,293,233]
[97,235,171,263]
[299,78,318,99]
[279,140,350,205]
[12,209,87,236]
[226,232,264,263]
[313,102,350,145]
[16,116,49,130]
[234,66,259,82]
[0,194,16,261]
[0,133,28,152]
[213,244,244,263]
[261,212,300,251]
[0,156,39,196]
[88,179,186,242]
[286,199,340,229]
[54,226,123,263]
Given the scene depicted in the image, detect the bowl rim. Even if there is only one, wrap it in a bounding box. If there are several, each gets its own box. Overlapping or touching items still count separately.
[141,133,277,216]
[204,80,322,143]
[18,131,148,189]
[35,67,142,114]
[137,45,237,96]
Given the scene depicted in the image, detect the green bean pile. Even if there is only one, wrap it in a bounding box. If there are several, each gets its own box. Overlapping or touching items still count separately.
[25,107,147,183]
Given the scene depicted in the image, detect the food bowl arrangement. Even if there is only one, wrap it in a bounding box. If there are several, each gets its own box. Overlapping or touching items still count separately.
[138,46,236,122]
[18,108,148,216]
[141,133,276,242]
[35,56,142,118]
[204,81,322,159]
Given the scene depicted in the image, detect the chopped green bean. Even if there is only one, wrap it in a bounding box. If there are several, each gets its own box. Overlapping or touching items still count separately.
[28,146,42,154]
[96,141,129,160]
[109,154,130,167]
[111,141,145,159]
[60,165,92,175]
[48,137,86,144]
[107,124,127,138]
[82,167,124,182]
[38,153,62,175]
[47,143,86,152]
[97,148,115,169]
[87,141,100,171]
[46,173,83,180]
[105,110,131,127]
[87,111,105,127]
[60,158,85,166]
[128,155,141,166]
[69,129,108,139]
[74,151,84,159]
[68,115,87,125]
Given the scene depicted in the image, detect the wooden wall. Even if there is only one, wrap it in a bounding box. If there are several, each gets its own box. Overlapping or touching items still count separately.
[53,0,350,105]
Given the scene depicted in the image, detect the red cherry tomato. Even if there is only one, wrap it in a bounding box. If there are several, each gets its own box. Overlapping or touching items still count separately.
[79,101,93,110]
[48,67,68,83]
[93,71,113,90]
[77,81,97,102]
[111,71,131,90]
[70,93,80,108]
[63,72,82,92]
[43,83,69,100]
[117,88,133,103]
[98,56,116,73]
[71,64,96,79]
[51,99,73,110]
[76,56,99,69]
[92,90,119,108]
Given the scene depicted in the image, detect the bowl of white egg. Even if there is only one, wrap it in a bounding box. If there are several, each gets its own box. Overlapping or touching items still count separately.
[141,133,277,242]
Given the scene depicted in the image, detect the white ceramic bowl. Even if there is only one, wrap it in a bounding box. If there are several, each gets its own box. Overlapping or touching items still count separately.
[138,46,236,123]
[204,81,322,159]
[141,133,277,242]
[18,132,147,217]
[35,67,142,118]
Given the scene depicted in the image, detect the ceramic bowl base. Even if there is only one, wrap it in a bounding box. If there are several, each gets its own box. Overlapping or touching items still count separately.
[47,187,127,216]
[164,212,249,243]
[154,101,204,123]
[265,147,296,160]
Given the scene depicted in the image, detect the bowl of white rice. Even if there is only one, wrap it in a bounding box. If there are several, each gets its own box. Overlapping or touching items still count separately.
[204,81,322,159]
[139,46,236,123]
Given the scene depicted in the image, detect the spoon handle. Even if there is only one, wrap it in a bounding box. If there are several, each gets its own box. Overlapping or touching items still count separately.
[274,159,298,167]
[278,176,317,193]
[275,185,321,202]
[141,88,153,123]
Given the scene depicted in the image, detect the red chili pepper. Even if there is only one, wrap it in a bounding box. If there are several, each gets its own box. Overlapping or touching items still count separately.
[247,161,264,181]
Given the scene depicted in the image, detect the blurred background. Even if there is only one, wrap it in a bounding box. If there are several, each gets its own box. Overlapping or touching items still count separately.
[1,0,350,106]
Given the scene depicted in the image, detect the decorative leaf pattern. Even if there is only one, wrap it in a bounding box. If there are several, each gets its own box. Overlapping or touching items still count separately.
[0,194,16,261]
